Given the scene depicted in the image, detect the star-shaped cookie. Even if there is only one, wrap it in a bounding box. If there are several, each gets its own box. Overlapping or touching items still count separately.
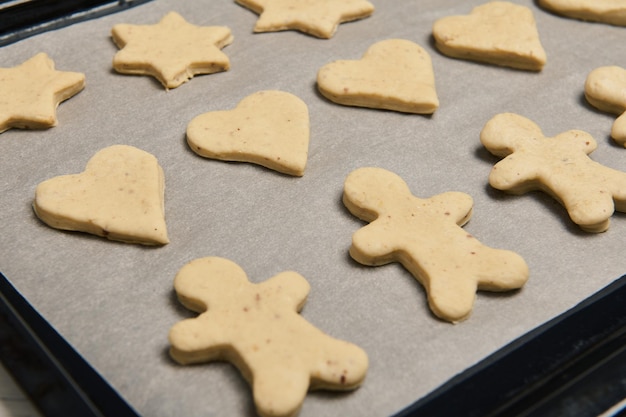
[0,53,85,134]
[235,0,375,38]
[111,12,233,89]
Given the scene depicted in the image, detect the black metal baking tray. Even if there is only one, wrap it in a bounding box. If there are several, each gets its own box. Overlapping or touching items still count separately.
[2,270,625,417]
[0,0,153,46]
[1,1,626,416]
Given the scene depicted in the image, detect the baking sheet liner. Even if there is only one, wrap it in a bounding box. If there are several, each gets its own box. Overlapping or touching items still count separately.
[1,1,625,416]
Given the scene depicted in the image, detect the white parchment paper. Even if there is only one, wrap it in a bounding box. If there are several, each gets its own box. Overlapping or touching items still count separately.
[1,1,625,416]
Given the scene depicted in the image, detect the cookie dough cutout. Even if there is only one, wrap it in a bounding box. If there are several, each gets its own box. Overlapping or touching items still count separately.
[235,0,374,39]
[538,0,626,26]
[0,53,85,134]
[584,66,626,146]
[187,90,309,176]
[481,113,626,233]
[317,39,439,114]
[432,1,547,71]
[169,257,368,417]
[343,167,528,323]
[112,12,233,89]
[33,145,168,245]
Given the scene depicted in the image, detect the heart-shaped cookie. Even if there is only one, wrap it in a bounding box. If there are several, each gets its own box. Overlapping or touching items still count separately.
[33,145,168,245]
[538,0,626,26]
[316,39,439,114]
[186,90,309,176]
[433,1,547,71]
[584,66,626,146]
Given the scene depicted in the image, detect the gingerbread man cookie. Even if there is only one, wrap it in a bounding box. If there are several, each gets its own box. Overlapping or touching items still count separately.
[343,167,528,323]
[169,257,368,417]
[0,53,85,134]
[481,113,626,233]
[235,0,374,39]
[584,66,626,146]
[111,12,233,89]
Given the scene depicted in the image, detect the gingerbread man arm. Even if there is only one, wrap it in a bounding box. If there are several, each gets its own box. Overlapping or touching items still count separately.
[169,317,227,365]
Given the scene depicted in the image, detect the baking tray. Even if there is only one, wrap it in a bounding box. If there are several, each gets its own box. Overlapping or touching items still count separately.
[2,271,626,416]
[1,0,626,416]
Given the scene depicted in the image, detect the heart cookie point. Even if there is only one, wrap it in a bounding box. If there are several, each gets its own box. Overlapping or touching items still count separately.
[186,90,310,176]
[33,145,169,245]
[317,39,439,114]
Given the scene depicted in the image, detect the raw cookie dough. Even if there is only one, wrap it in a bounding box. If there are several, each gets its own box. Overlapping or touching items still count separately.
[343,167,528,323]
[538,0,626,26]
[432,1,547,71]
[169,257,368,417]
[33,145,168,245]
[584,66,626,146]
[481,113,626,233]
[111,11,233,89]
[235,0,374,39]
[0,53,85,134]
[187,90,309,176]
[317,39,439,114]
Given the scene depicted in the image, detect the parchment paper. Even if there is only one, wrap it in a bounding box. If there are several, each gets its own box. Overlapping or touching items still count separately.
[1,1,625,416]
